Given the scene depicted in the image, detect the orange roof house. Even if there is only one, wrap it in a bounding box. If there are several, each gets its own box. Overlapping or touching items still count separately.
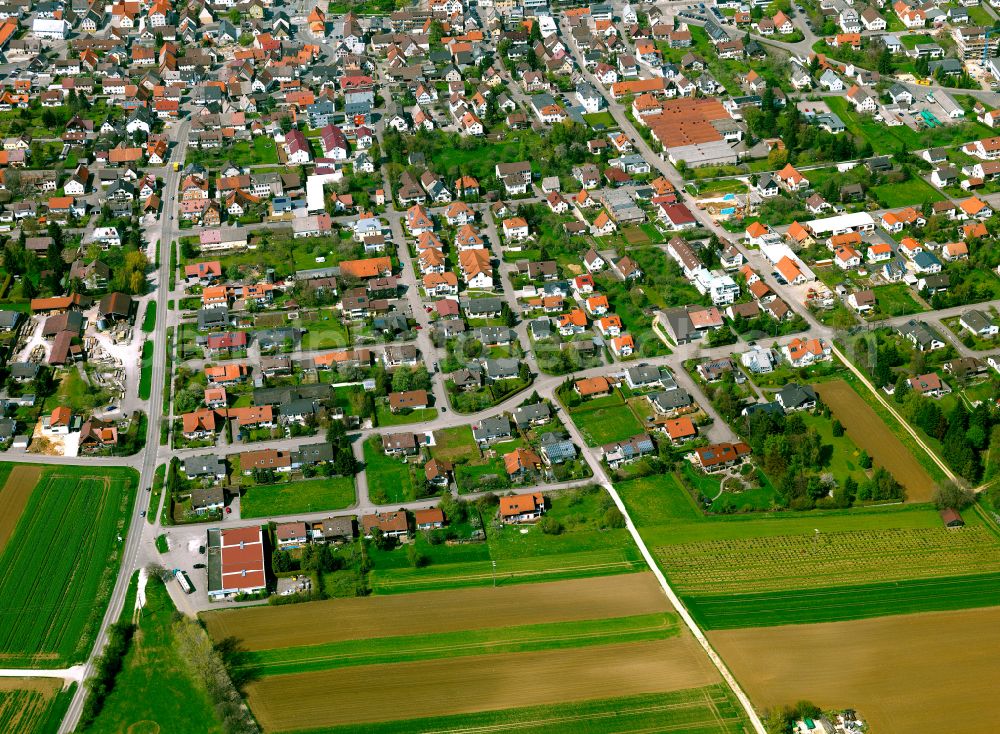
[663,416,697,442]
[786,221,811,244]
[775,256,804,283]
[960,197,989,218]
[50,406,72,428]
[339,257,392,278]
[504,447,542,477]
[499,492,545,522]
[776,163,807,189]
[182,409,218,435]
[962,222,988,239]
[575,376,611,397]
[205,363,248,384]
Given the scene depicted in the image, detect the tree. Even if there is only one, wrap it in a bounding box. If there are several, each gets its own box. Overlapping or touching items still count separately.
[368,527,394,551]
[877,47,894,75]
[893,374,911,403]
[831,419,844,437]
[932,480,975,510]
[391,365,412,392]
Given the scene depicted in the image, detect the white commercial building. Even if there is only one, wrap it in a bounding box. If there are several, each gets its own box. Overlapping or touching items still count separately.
[804,212,875,237]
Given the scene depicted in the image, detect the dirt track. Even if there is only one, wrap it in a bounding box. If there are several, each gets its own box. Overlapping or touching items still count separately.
[203,573,671,650]
[815,381,934,502]
[246,638,720,730]
[711,606,1000,733]
[0,466,43,556]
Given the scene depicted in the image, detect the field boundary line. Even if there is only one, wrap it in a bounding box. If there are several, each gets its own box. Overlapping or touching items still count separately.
[600,479,766,734]
[412,697,736,734]
[830,345,956,484]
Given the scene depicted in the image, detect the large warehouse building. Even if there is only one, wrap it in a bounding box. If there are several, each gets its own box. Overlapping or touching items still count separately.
[207,525,268,600]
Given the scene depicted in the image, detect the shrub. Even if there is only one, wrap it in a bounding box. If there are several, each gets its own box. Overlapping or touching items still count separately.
[537,516,564,535]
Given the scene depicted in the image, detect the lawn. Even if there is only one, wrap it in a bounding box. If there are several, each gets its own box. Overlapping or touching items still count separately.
[582,111,616,128]
[240,476,356,518]
[363,436,424,504]
[799,411,868,487]
[0,464,138,667]
[185,136,278,167]
[900,33,935,48]
[141,301,156,332]
[871,283,926,318]
[871,178,945,208]
[83,576,225,734]
[138,340,153,400]
[429,426,479,463]
[240,613,680,677]
[568,392,647,446]
[375,404,438,427]
[279,685,749,734]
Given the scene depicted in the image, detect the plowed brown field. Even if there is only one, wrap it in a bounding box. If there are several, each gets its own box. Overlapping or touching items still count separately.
[246,638,721,731]
[711,606,1000,733]
[203,573,671,650]
[0,466,43,555]
[815,380,934,502]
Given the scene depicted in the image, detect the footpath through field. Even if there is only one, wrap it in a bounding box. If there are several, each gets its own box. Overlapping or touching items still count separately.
[0,666,85,683]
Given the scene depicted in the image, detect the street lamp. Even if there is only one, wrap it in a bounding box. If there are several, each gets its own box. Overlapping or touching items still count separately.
[492,560,497,588]
[813,528,820,553]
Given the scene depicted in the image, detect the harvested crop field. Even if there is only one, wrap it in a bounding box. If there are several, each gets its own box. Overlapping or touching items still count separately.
[815,380,933,501]
[0,466,42,555]
[711,606,1000,733]
[203,573,669,650]
[246,638,721,731]
[0,677,62,734]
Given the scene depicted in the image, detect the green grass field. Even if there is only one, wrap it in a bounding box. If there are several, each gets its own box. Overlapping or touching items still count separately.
[871,283,926,318]
[799,412,867,487]
[363,436,422,504]
[686,571,1000,629]
[0,465,138,667]
[582,111,616,128]
[241,613,680,677]
[138,340,153,400]
[83,577,224,734]
[240,476,356,518]
[141,301,156,332]
[872,178,945,208]
[569,393,646,446]
[369,487,645,593]
[430,426,479,462]
[286,685,750,734]
[374,404,438,427]
[617,473,1000,628]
